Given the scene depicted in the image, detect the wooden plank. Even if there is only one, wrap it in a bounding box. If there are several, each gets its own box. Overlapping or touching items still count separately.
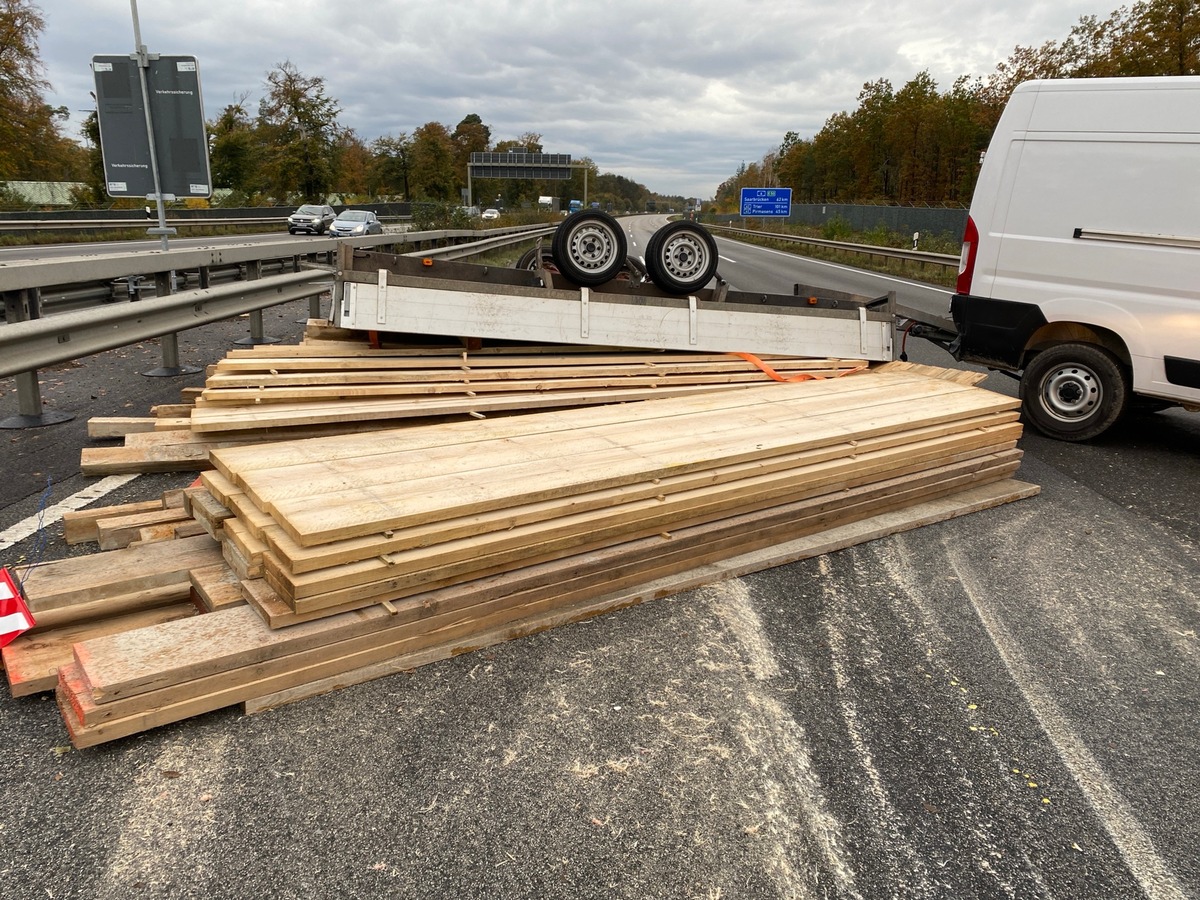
[243,479,1039,712]
[96,508,194,550]
[269,434,1022,606]
[20,534,223,612]
[150,403,197,418]
[197,369,870,404]
[189,489,233,539]
[3,603,198,697]
[222,518,267,575]
[221,536,261,580]
[273,450,1024,615]
[262,414,1019,574]
[188,563,246,612]
[205,369,940,479]
[58,477,1038,747]
[224,374,1004,507]
[86,417,161,438]
[261,387,1018,548]
[188,382,753,433]
[63,499,165,545]
[199,357,867,391]
[27,582,194,631]
[75,451,1025,710]
[246,456,1023,629]
[80,442,216,475]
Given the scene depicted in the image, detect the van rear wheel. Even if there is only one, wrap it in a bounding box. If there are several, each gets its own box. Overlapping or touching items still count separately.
[1020,343,1129,441]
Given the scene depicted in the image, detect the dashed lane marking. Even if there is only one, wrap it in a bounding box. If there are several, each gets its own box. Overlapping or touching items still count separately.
[0,474,140,552]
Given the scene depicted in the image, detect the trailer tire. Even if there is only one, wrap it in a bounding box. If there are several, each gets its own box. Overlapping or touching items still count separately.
[551,211,627,286]
[514,247,554,271]
[1020,343,1130,441]
[644,221,719,294]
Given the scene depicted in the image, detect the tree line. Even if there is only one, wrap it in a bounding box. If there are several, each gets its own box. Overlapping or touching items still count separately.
[712,0,1200,213]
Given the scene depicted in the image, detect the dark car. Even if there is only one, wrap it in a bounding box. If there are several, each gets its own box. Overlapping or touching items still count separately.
[329,210,383,238]
[287,204,336,235]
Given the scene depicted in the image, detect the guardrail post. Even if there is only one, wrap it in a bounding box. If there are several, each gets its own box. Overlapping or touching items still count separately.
[142,271,201,377]
[234,260,280,346]
[0,288,73,429]
[289,255,326,323]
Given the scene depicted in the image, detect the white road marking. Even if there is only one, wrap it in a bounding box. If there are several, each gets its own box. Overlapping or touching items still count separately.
[0,474,140,551]
[947,541,1191,900]
[726,241,954,293]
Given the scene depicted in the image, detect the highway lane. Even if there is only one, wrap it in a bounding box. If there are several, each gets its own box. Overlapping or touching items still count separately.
[0,230,332,262]
[0,231,1196,900]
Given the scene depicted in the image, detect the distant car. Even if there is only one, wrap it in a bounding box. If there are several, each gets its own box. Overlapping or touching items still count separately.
[329,210,383,237]
[287,204,336,235]
[481,208,501,221]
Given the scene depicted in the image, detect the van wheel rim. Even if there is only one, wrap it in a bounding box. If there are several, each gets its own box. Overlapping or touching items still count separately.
[1042,364,1102,422]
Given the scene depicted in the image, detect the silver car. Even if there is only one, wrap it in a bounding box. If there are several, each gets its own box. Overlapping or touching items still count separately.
[329,210,383,238]
[287,204,336,234]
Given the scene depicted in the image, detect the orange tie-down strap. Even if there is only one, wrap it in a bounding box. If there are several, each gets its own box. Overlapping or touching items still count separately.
[732,352,868,382]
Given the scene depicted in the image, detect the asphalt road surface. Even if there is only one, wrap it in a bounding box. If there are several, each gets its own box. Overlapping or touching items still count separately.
[0,230,1196,900]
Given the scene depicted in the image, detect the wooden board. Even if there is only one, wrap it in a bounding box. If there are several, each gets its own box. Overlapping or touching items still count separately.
[63,499,165,545]
[58,479,1038,747]
[21,534,223,612]
[188,563,247,612]
[3,603,198,697]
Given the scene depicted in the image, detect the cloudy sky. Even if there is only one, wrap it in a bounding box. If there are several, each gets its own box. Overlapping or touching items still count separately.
[36,0,1103,199]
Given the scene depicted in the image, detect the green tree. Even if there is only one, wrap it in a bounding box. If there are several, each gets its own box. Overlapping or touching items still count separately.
[408,121,457,200]
[256,60,341,201]
[369,133,411,198]
[208,99,259,196]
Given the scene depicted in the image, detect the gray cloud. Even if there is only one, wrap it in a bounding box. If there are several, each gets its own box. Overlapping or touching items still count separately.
[39,0,1101,198]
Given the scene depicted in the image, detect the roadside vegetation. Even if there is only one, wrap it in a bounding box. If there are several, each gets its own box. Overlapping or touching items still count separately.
[704,217,961,287]
[710,0,1200,214]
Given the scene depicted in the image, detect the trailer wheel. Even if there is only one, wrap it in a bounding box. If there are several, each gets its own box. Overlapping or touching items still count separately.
[1020,343,1129,441]
[514,247,555,271]
[644,221,719,294]
[551,211,627,286]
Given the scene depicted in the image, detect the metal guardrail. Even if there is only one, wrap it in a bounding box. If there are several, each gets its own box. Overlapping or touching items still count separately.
[0,223,553,427]
[0,216,304,232]
[0,269,329,380]
[708,224,960,269]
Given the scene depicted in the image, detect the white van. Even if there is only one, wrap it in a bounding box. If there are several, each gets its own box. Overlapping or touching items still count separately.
[949,76,1200,441]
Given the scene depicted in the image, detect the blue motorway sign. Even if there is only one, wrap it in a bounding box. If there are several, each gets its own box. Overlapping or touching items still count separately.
[740,187,792,217]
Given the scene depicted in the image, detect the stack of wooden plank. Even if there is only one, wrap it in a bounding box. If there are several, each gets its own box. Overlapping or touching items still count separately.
[79,344,870,475]
[20,365,1038,747]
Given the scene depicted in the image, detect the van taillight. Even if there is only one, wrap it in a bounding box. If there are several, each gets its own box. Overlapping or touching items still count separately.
[956,215,979,295]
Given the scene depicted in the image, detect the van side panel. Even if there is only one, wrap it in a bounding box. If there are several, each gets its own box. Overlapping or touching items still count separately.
[955,78,1200,406]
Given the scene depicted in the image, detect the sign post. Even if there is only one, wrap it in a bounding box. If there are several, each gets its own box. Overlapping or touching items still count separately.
[91,0,209,376]
[739,187,792,223]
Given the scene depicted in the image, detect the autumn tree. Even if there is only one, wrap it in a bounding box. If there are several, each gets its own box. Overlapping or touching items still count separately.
[256,61,341,202]
[0,0,87,185]
[329,130,371,196]
[408,121,457,200]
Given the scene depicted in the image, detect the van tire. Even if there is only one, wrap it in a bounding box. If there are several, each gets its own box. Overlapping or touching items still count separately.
[551,211,627,286]
[1020,343,1130,441]
[644,221,719,294]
